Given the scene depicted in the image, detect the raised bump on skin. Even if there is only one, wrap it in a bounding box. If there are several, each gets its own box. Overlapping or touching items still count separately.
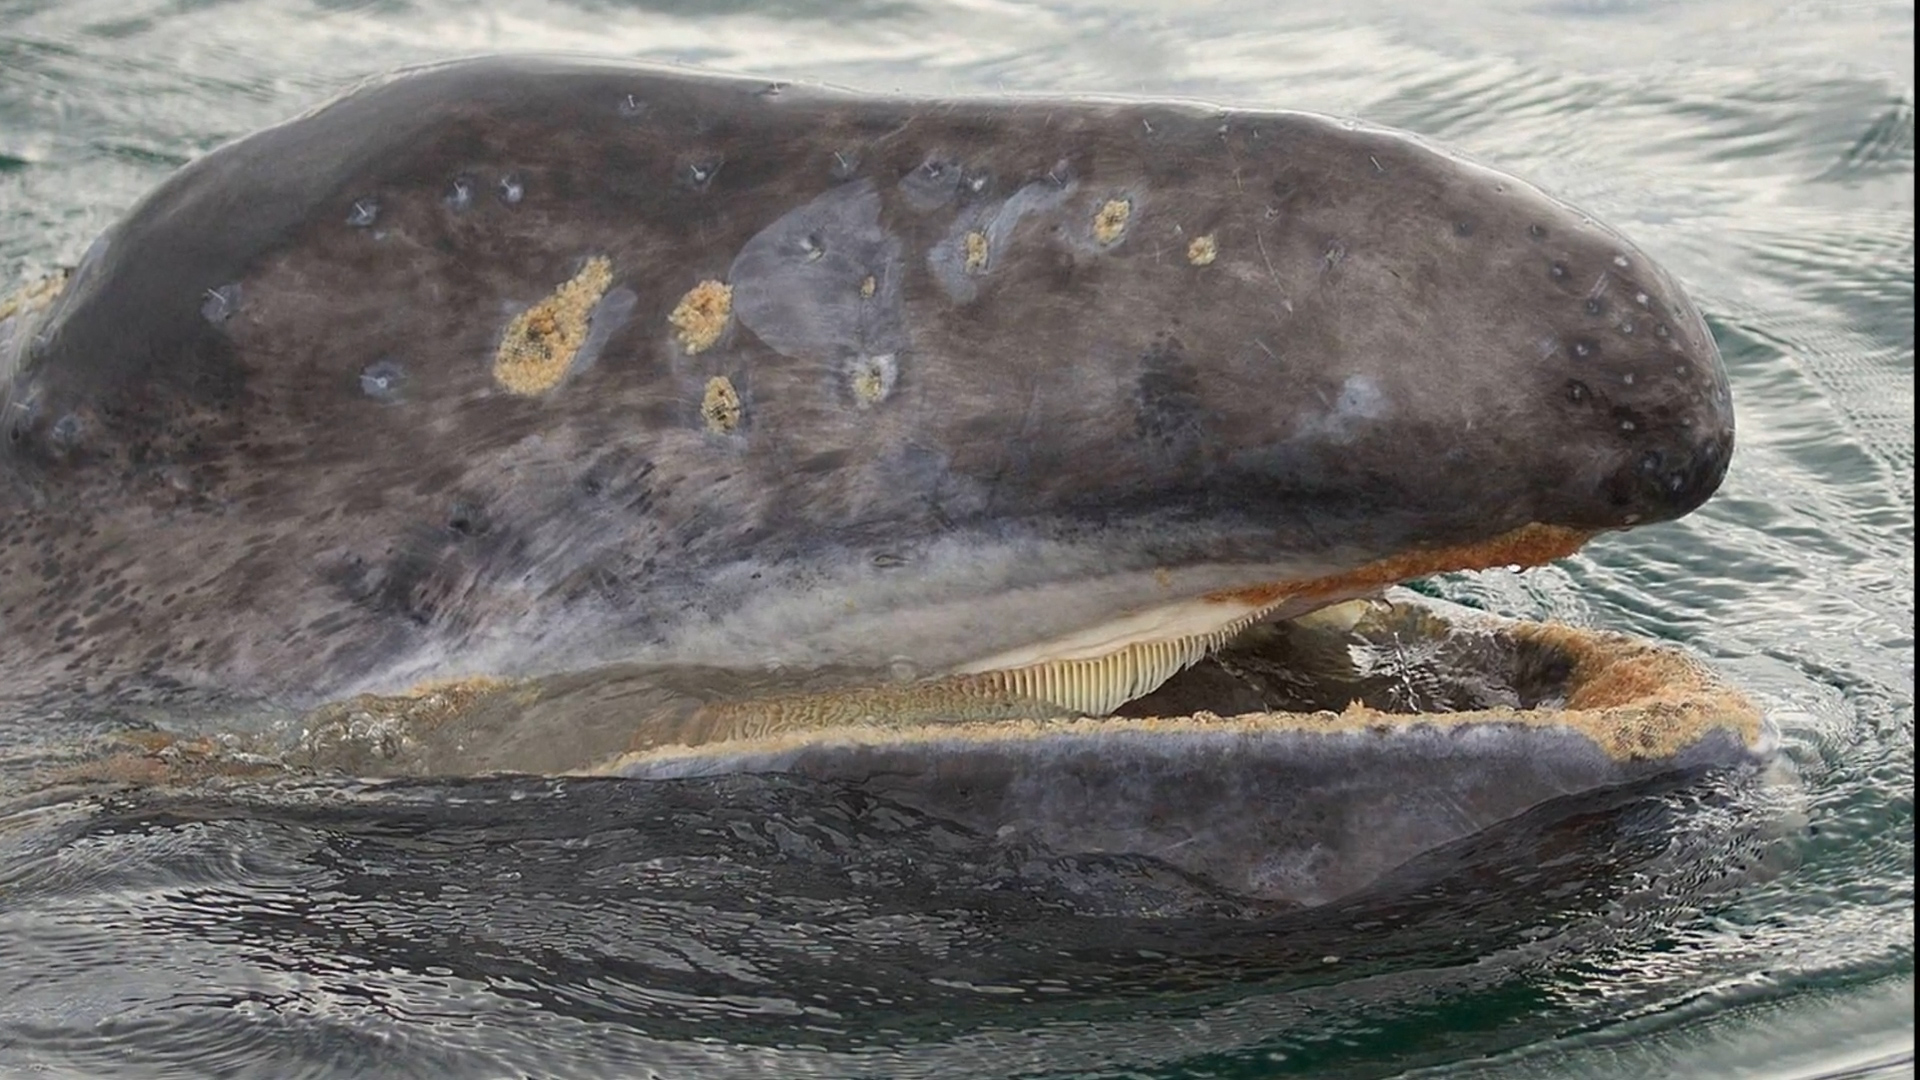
[200,283,241,325]
[492,256,614,396]
[963,230,989,274]
[670,280,733,354]
[701,375,743,434]
[849,353,898,408]
[1094,198,1133,246]
[1187,234,1218,266]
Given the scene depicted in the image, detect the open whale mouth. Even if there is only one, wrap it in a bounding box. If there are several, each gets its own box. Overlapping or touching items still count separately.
[965,523,1617,718]
[599,590,1774,905]
[615,588,1770,777]
[35,586,1774,908]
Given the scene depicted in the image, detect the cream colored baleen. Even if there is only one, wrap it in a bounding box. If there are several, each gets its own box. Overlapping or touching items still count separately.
[953,591,1303,716]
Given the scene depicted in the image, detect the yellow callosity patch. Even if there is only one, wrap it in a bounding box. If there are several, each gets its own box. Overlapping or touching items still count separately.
[850,355,893,407]
[860,275,877,298]
[963,231,990,273]
[493,257,614,396]
[701,375,743,434]
[670,279,733,354]
[1187,235,1218,266]
[1094,198,1132,245]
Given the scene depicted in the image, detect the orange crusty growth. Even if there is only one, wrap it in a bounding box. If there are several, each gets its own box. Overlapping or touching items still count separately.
[701,375,744,434]
[670,279,733,354]
[963,230,990,273]
[493,257,614,396]
[1093,198,1133,245]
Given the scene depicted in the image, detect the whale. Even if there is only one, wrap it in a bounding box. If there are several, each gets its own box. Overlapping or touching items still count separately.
[0,57,1760,901]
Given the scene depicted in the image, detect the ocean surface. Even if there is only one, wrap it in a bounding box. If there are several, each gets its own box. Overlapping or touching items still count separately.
[0,0,1912,1077]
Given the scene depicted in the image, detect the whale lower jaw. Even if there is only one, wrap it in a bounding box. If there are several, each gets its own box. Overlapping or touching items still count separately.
[601,590,1780,906]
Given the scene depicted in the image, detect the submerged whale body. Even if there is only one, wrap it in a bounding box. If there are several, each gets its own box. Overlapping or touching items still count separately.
[0,57,1761,903]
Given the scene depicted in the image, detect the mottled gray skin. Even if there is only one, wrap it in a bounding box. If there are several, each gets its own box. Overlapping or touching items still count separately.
[0,56,1734,715]
[628,723,1764,905]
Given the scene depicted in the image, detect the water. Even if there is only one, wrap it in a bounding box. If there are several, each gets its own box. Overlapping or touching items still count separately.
[0,0,1911,1076]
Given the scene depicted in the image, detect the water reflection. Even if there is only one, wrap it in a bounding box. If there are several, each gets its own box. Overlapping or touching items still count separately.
[0,762,1799,1077]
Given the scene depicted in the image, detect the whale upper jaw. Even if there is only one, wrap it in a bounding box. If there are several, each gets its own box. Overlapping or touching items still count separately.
[0,56,1733,714]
